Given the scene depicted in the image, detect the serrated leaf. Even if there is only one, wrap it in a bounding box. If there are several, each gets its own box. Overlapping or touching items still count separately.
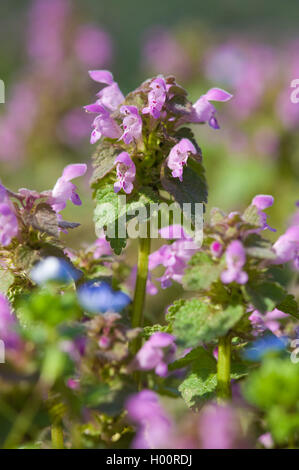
[0,269,15,294]
[183,252,224,291]
[94,181,160,254]
[91,141,123,185]
[178,350,250,409]
[244,282,286,314]
[165,298,186,324]
[143,324,171,339]
[173,298,244,347]
[106,235,127,255]
[178,352,217,409]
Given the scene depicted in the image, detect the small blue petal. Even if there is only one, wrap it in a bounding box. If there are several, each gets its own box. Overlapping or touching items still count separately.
[243,333,288,361]
[77,281,131,314]
[111,290,131,313]
[30,257,80,285]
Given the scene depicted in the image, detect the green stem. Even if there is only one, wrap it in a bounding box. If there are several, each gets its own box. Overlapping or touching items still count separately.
[3,383,41,449]
[51,421,64,449]
[131,231,151,356]
[217,334,232,401]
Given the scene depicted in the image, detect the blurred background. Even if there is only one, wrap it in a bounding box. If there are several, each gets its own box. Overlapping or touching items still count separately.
[0,0,299,319]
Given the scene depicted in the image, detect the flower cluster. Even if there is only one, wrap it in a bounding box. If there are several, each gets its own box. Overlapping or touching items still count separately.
[85,69,232,195]
[0,163,86,252]
[148,225,198,291]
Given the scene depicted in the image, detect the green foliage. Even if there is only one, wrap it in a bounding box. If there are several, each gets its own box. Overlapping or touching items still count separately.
[276,294,299,319]
[0,268,15,294]
[243,358,299,444]
[161,159,207,223]
[243,281,287,314]
[183,252,224,291]
[177,347,248,409]
[172,298,244,347]
[244,233,276,260]
[93,180,160,254]
[17,289,82,329]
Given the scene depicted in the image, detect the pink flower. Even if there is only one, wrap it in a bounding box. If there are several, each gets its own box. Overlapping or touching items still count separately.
[276,88,299,130]
[273,225,299,269]
[85,103,121,144]
[204,42,275,120]
[74,25,113,68]
[142,77,167,119]
[88,70,124,111]
[93,232,112,259]
[221,240,248,285]
[114,152,136,194]
[143,28,191,79]
[119,105,142,145]
[211,241,223,257]
[126,390,172,449]
[26,0,70,72]
[191,88,232,129]
[251,194,275,232]
[0,184,18,246]
[0,293,21,350]
[167,138,196,181]
[49,164,87,213]
[149,225,198,289]
[249,308,288,337]
[134,332,176,377]
[258,433,274,449]
[198,404,243,449]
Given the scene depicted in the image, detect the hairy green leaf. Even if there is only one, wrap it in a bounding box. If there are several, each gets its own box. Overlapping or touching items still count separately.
[172,298,244,347]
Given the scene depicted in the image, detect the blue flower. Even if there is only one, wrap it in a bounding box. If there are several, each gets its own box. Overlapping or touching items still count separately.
[77,281,131,314]
[243,333,288,361]
[30,257,80,285]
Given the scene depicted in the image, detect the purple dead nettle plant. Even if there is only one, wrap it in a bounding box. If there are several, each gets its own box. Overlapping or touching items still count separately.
[85,69,232,360]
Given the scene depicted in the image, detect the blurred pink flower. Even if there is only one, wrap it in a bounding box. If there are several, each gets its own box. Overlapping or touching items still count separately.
[149,225,197,289]
[134,332,176,377]
[143,28,190,79]
[74,25,113,68]
[249,308,288,337]
[198,404,244,449]
[27,0,70,71]
[126,390,172,449]
[221,240,248,285]
[273,225,299,269]
[0,294,21,350]
[0,184,18,246]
